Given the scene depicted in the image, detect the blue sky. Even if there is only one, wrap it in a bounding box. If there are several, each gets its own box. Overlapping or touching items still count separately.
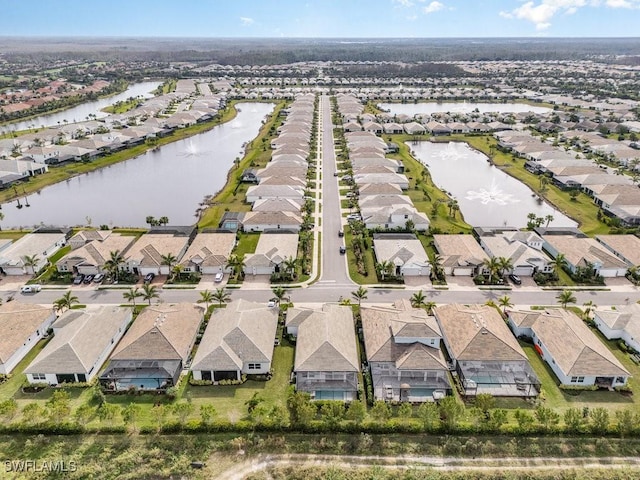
[2,0,639,37]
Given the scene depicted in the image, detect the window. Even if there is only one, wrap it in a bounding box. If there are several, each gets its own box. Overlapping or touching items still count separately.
[571,376,578,383]
[247,363,260,370]
[32,373,46,381]
[577,377,584,383]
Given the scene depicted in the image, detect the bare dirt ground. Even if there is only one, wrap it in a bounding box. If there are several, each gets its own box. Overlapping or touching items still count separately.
[213,453,640,480]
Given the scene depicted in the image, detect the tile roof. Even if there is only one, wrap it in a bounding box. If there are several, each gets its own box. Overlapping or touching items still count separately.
[0,302,54,365]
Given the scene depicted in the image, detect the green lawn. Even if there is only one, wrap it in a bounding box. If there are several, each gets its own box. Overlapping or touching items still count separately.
[344,230,377,285]
[234,232,260,257]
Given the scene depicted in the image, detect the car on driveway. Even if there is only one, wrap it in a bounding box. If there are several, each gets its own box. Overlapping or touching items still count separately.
[346,213,362,222]
[83,274,94,284]
[93,273,105,284]
[144,273,155,283]
[509,274,522,285]
[214,272,224,283]
[73,274,85,285]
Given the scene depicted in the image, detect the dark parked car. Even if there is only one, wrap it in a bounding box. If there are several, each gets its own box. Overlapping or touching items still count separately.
[83,274,94,284]
[509,274,522,285]
[339,246,346,254]
[144,272,156,283]
[338,230,344,237]
[73,274,85,285]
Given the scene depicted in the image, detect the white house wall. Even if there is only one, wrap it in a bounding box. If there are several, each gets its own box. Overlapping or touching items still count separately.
[0,312,55,375]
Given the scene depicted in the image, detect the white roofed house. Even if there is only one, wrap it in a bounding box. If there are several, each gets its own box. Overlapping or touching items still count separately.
[479,230,554,277]
[0,302,56,375]
[373,233,431,277]
[508,308,630,388]
[292,304,359,401]
[0,230,68,276]
[432,234,489,277]
[24,306,132,385]
[179,232,236,275]
[241,211,303,233]
[594,304,640,354]
[191,300,278,382]
[361,300,451,403]
[362,204,430,232]
[245,184,304,204]
[542,235,628,278]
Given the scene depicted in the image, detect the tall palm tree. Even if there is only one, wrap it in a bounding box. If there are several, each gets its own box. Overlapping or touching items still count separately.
[544,214,554,227]
[482,257,501,281]
[212,288,231,307]
[54,290,79,313]
[283,256,298,281]
[424,301,437,315]
[104,250,125,282]
[549,253,567,277]
[271,286,288,306]
[158,216,169,226]
[429,254,444,281]
[225,254,245,279]
[197,289,214,311]
[351,286,368,306]
[497,256,514,278]
[557,290,577,309]
[160,253,177,277]
[583,300,597,320]
[141,284,159,305]
[122,287,142,307]
[410,290,426,309]
[498,295,513,314]
[21,254,40,275]
[376,260,392,281]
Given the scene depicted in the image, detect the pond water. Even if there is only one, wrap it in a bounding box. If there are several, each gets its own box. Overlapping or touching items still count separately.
[378,102,551,116]
[410,141,577,228]
[4,81,162,132]
[0,102,274,229]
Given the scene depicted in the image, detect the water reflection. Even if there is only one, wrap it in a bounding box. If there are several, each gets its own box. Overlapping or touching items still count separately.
[411,142,577,228]
[0,103,274,229]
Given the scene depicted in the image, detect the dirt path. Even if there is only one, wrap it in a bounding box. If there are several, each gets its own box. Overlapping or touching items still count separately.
[213,453,640,479]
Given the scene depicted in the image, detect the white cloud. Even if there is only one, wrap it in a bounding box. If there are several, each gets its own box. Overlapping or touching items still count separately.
[393,0,414,6]
[423,1,444,13]
[606,0,640,7]
[240,17,255,26]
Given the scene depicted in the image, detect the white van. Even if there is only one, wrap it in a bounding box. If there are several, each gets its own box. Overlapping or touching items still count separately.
[20,284,42,294]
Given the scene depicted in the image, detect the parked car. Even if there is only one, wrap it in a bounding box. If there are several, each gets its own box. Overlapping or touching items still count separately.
[20,284,41,294]
[346,213,362,222]
[83,274,94,284]
[267,298,278,308]
[214,272,224,283]
[338,230,344,237]
[333,171,339,176]
[73,274,85,285]
[93,273,105,283]
[509,274,522,285]
[339,246,346,254]
[144,273,155,283]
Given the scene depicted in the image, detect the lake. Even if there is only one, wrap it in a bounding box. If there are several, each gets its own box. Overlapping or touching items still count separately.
[4,81,161,132]
[410,141,577,228]
[378,102,551,116]
[0,102,274,229]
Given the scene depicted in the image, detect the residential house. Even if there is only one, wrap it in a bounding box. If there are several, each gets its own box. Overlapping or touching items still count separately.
[191,300,278,382]
[508,308,629,388]
[0,230,68,275]
[68,229,112,250]
[373,233,431,277]
[179,232,236,275]
[292,304,359,401]
[99,303,203,391]
[542,234,628,277]
[362,204,430,232]
[245,184,305,204]
[25,306,132,385]
[241,211,303,232]
[56,233,135,276]
[434,304,539,397]
[361,299,451,403]
[595,235,640,267]
[243,232,298,276]
[252,197,303,213]
[123,233,190,276]
[432,234,489,276]
[594,304,640,353]
[479,230,553,276]
[0,302,56,375]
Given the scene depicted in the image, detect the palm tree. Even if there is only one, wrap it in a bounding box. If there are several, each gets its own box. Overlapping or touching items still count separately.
[429,254,444,281]
[21,254,40,275]
[497,256,513,278]
[171,264,183,280]
[544,214,555,228]
[271,286,288,306]
[158,216,169,226]
[482,257,501,281]
[498,295,513,314]
[376,260,393,281]
[104,250,125,282]
[54,290,79,313]
[557,290,577,309]
[122,287,142,306]
[424,301,437,315]
[160,253,177,277]
[583,300,597,320]
[141,284,159,305]
[225,254,245,279]
[351,286,368,306]
[212,287,231,307]
[549,253,567,277]
[410,290,426,309]
[283,256,297,281]
[197,289,214,311]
